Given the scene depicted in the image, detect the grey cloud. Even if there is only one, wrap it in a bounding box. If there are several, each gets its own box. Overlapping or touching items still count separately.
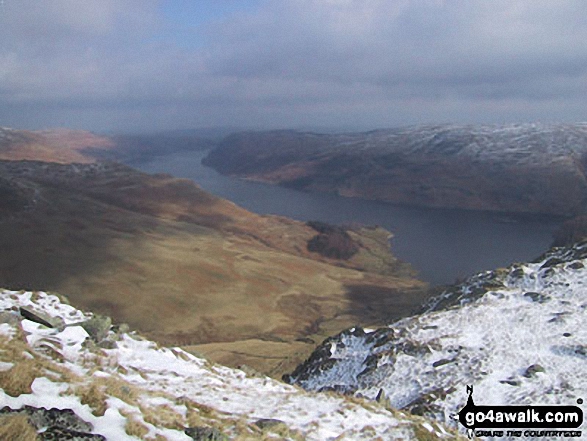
[1,0,587,132]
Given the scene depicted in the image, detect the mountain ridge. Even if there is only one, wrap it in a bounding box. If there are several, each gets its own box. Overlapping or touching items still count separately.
[203,123,587,216]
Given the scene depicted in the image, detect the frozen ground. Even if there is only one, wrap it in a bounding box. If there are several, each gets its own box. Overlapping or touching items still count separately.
[0,289,457,440]
[287,241,587,438]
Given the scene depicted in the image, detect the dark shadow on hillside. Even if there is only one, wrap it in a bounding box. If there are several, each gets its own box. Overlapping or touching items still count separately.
[344,283,433,326]
[0,160,236,323]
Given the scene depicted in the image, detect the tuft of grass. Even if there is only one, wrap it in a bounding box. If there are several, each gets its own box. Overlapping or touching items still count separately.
[0,414,38,441]
[124,414,150,439]
[0,332,83,398]
[413,424,445,441]
[0,358,39,397]
[78,383,108,416]
[259,423,303,441]
[146,435,169,441]
[140,403,185,431]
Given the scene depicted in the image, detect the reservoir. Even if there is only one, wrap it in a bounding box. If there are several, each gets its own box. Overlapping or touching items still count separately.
[132,150,561,286]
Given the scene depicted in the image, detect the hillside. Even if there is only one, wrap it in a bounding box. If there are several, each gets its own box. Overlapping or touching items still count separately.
[0,158,424,377]
[0,127,115,164]
[202,124,587,216]
[285,240,587,435]
[0,127,217,165]
[0,289,460,440]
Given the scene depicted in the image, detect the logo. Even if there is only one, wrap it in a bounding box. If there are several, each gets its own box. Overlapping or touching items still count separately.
[451,386,583,438]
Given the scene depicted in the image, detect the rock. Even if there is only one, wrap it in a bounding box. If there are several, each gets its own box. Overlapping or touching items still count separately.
[375,388,392,409]
[499,379,521,386]
[573,345,587,357]
[254,418,288,430]
[40,426,106,440]
[567,261,584,270]
[111,322,130,335]
[78,316,112,343]
[0,406,103,440]
[0,311,21,326]
[184,426,228,441]
[317,384,357,394]
[548,312,569,323]
[432,358,454,368]
[19,306,63,328]
[365,328,396,347]
[540,257,564,269]
[523,291,550,304]
[97,339,117,349]
[523,364,545,378]
[405,391,445,417]
[509,267,525,279]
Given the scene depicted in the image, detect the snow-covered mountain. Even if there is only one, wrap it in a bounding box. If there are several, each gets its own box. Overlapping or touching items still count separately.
[285,240,587,435]
[0,289,458,440]
[203,123,587,215]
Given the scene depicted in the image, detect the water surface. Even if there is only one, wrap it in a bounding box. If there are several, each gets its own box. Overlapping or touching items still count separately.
[133,151,561,286]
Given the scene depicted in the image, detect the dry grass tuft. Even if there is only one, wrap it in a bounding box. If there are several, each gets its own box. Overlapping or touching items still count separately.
[0,331,83,398]
[0,414,38,441]
[140,403,185,430]
[78,383,108,416]
[0,358,39,397]
[124,415,151,439]
[146,435,169,441]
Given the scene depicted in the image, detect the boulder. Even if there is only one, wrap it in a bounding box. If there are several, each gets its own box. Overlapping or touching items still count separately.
[78,316,112,343]
[0,406,104,440]
[19,306,64,328]
[0,311,21,327]
[254,418,287,430]
[184,426,228,441]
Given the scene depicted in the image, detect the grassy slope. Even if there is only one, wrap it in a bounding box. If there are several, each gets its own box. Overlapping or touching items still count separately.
[0,152,427,377]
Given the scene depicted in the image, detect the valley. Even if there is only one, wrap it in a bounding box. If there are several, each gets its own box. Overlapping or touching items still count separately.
[0,139,425,377]
[0,123,584,439]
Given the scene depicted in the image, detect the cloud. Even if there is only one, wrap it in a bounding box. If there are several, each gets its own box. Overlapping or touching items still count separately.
[0,0,587,131]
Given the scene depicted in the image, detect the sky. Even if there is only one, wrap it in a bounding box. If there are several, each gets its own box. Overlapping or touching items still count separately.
[1,0,587,133]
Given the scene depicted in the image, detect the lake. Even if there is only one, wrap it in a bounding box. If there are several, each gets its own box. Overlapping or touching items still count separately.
[132,150,562,286]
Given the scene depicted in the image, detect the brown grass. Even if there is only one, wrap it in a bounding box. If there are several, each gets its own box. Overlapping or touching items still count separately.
[0,157,427,378]
[140,403,185,431]
[0,334,41,397]
[124,415,150,438]
[78,383,108,416]
[0,359,39,397]
[0,414,38,441]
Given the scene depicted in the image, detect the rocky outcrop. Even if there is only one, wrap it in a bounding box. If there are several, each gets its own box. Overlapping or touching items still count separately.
[285,240,587,432]
[0,289,458,440]
[0,406,105,440]
[184,426,229,441]
[19,306,64,328]
[306,221,359,260]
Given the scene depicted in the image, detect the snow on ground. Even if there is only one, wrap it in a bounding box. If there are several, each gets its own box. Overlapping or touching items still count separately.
[287,241,587,438]
[0,288,457,440]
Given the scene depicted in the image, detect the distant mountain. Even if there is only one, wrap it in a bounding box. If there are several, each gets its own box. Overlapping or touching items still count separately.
[0,127,221,165]
[0,289,460,440]
[285,240,587,434]
[203,124,587,216]
[0,127,115,164]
